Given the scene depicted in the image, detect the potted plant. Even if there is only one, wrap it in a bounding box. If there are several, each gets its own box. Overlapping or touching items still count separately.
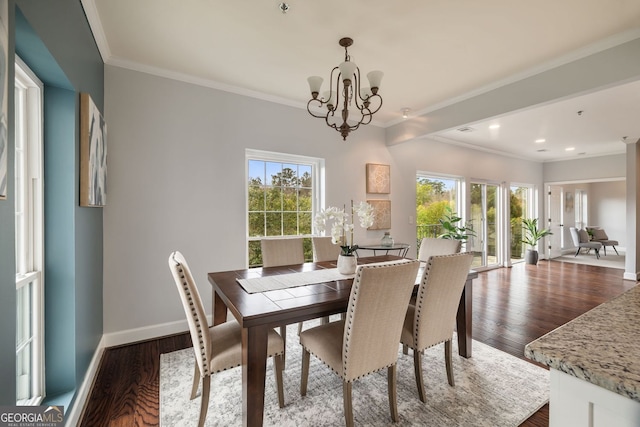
[521,218,552,265]
[438,206,476,243]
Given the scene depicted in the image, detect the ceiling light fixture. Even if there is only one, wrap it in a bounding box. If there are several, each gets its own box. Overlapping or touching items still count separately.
[565,147,575,151]
[306,37,383,140]
[489,124,500,129]
[278,2,290,13]
[402,108,410,119]
[535,138,546,143]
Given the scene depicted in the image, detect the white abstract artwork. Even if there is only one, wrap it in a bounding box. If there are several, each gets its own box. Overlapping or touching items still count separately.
[80,93,107,207]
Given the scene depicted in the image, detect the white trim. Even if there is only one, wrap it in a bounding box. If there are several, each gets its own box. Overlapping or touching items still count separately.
[102,316,212,348]
[80,0,110,62]
[64,336,105,425]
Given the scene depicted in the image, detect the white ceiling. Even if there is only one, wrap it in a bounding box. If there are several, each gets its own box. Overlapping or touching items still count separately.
[84,0,640,161]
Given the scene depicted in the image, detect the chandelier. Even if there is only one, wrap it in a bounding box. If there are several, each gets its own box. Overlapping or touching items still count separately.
[306,37,383,141]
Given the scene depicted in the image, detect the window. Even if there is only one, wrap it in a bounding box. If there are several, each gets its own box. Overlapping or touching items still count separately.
[415,173,461,250]
[575,189,587,230]
[15,57,44,405]
[246,150,324,267]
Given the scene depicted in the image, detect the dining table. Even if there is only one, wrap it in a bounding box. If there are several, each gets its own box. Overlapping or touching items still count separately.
[208,255,478,427]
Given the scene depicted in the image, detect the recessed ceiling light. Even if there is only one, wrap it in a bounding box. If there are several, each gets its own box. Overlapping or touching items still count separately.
[457,126,475,133]
[535,139,546,143]
[565,147,575,151]
[489,124,500,129]
[401,108,410,119]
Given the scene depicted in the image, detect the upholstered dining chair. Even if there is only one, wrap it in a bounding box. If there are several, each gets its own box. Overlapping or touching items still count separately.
[569,227,602,259]
[299,260,420,426]
[400,252,474,402]
[261,237,305,367]
[417,237,461,262]
[168,251,285,427]
[312,236,341,262]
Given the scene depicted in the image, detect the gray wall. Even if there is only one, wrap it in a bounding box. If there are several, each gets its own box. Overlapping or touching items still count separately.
[0,0,104,407]
[590,180,626,248]
[103,65,545,336]
[103,65,390,334]
[543,153,626,182]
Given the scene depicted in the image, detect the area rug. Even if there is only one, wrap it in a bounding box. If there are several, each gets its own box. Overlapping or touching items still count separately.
[160,324,549,426]
[553,251,625,270]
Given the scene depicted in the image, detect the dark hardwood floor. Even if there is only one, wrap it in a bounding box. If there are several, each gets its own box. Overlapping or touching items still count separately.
[79,259,636,426]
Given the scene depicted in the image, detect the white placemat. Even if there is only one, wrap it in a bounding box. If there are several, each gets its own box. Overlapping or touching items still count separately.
[237,268,354,294]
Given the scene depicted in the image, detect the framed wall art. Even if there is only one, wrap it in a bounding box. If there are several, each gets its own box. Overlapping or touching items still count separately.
[565,191,574,212]
[0,0,8,200]
[367,199,391,230]
[80,93,107,207]
[366,163,390,194]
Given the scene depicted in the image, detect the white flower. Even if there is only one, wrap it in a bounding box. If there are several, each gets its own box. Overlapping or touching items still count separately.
[315,200,374,254]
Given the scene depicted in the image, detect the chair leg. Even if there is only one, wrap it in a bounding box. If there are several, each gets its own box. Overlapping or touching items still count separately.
[445,340,455,387]
[595,249,600,259]
[613,245,619,255]
[197,375,211,427]
[574,248,580,257]
[388,365,398,422]
[413,348,427,403]
[343,381,354,427]
[300,348,310,396]
[321,316,330,325]
[274,354,285,408]
[279,325,287,369]
[603,246,607,256]
[190,362,201,399]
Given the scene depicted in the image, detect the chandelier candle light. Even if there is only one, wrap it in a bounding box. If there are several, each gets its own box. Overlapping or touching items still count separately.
[306,37,383,141]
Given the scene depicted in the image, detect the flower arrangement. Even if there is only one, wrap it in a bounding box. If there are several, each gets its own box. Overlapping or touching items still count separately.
[314,200,375,256]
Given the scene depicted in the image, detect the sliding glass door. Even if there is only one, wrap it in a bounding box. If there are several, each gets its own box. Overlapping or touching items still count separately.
[470,182,500,269]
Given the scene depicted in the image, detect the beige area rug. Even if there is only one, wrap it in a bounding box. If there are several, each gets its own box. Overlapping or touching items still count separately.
[160,321,549,426]
[553,251,625,270]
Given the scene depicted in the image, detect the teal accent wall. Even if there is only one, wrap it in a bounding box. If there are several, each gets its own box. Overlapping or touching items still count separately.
[43,87,78,396]
[0,0,104,408]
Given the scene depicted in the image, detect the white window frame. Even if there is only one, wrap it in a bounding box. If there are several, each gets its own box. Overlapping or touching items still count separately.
[15,56,45,406]
[245,149,325,266]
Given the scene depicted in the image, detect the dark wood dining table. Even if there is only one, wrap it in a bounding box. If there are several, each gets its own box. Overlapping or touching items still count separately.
[208,255,478,427]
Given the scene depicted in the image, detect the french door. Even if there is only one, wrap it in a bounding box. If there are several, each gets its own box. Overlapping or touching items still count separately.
[470,181,501,269]
[547,185,564,259]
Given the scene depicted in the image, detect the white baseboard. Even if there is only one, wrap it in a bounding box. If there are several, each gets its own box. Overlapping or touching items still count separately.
[102,315,213,348]
[65,335,105,426]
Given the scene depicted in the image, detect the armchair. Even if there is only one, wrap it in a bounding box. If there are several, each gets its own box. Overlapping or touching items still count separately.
[569,227,602,259]
[586,227,619,256]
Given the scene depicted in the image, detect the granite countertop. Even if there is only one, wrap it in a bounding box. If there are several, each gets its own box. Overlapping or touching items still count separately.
[525,284,640,402]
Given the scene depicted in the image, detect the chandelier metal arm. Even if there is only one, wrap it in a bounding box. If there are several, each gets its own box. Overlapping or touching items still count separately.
[305,36,383,141]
